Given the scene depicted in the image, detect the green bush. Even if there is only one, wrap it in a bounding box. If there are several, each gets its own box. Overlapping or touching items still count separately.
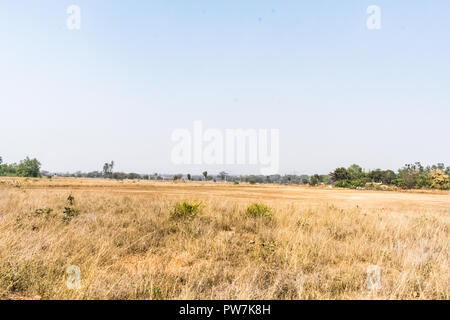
[349,178,368,188]
[245,203,273,218]
[335,180,351,188]
[170,201,202,219]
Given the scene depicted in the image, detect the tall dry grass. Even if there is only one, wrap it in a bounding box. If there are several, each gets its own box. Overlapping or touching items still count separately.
[0,178,449,299]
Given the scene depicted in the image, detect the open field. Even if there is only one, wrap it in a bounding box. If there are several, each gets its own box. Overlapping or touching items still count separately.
[0,177,449,299]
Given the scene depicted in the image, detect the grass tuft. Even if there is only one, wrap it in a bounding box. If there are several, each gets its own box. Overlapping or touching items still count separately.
[245,203,273,218]
[170,201,203,219]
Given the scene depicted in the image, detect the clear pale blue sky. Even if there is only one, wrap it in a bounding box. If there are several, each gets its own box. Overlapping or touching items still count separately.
[1,1,449,175]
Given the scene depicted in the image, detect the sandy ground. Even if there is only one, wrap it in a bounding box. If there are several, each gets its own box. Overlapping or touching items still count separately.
[6,177,449,212]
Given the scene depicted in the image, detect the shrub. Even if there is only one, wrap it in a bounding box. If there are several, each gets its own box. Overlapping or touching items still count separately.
[62,207,79,222]
[170,201,202,219]
[152,286,163,299]
[62,194,79,222]
[67,194,75,206]
[335,180,351,188]
[349,178,367,188]
[429,170,449,190]
[245,203,273,218]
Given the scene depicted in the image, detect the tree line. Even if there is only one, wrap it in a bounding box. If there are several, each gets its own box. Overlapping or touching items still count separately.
[324,163,450,190]
[1,156,449,190]
[0,156,41,177]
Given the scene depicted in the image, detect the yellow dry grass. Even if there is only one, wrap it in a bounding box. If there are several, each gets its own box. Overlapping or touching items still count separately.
[0,177,449,300]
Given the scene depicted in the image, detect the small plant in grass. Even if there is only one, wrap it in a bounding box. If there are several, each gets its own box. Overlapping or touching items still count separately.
[62,194,79,222]
[34,207,55,217]
[152,286,163,299]
[245,203,273,218]
[67,194,75,206]
[62,207,79,222]
[170,201,203,219]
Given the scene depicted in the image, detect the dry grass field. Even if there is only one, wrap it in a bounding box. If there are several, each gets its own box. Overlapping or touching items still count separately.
[0,177,449,300]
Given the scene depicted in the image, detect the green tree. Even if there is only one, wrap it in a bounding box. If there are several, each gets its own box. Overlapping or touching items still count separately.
[330,167,350,183]
[309,174,321,186]
[348,164,364,180]
[202,171,208,181]
[127,173,141,180]
[320,175,330,184]
[382,170,397,185]
[369,169,383,182]
[16,157,41,177]
[396,162,425,189]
